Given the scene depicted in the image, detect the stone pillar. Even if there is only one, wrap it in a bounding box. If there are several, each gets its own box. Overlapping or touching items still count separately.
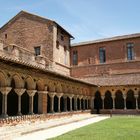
[123,94,127,110]
[83,98,85,110]
[68,94,74,112]
[48,92,56,113]
[91,96,94,110]
[101,95,105,109]
[112,95,115,110]
[74,95,77,111]
[63,95,67,112]
[79,95,83,110]
[0,87,12,117]
[38,91,48,114]
[14,88,26,115]
[56,93,63,113]
[27,90,37,115]
[134,94,139,110]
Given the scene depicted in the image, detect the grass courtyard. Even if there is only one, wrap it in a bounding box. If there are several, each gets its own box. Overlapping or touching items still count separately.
[50,116,140,140]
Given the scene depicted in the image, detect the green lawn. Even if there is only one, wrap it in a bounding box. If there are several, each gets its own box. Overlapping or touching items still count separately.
[50,116,140,140]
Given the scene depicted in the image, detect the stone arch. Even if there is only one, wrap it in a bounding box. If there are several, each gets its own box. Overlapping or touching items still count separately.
[115,90,124,109]
[25,76,36,90]
[56,83,62,93]
[62,84,67,93]
[94,91,102,112]
[0,71,8,87]
[126,90,136,109]
[104,90,113,109]
[11,74,24,88]
[48,81,55,92]
[36,79,45,91]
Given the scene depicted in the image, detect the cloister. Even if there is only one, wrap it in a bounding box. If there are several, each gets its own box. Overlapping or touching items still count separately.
[91,88,140,112]
[0,69,92,117]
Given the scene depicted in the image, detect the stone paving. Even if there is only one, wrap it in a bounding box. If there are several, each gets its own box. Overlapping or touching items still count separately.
[0,113,109,140]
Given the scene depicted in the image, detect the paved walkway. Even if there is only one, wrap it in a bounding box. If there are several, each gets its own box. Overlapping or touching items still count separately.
[14,115,109,140]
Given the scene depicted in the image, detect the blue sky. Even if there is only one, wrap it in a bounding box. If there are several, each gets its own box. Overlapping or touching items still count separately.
[0,0,140,43]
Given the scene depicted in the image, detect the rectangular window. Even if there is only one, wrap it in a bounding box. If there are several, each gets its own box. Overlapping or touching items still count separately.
[73,50,78,65]
[56,41,59,49]
[34,46,41,56]
[127,43,134,60]
[99,47,106,63]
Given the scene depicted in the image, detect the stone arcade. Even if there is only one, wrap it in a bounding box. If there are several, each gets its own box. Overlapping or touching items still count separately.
[0,11,140,121]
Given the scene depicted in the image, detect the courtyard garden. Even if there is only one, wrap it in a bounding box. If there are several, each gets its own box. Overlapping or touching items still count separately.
[50,116,140,140]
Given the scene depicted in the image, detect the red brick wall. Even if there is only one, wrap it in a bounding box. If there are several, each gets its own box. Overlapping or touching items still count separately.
[70,37,140,78]
[0,14,54,61]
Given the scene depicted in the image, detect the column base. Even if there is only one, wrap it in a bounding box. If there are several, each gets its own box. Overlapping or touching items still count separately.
[17,112,22,116]
[1,113,8,118]
[28,112,34,115]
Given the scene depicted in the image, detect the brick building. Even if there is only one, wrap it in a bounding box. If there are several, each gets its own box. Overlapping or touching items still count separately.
[71,34,140,113]
[0,11,139,121]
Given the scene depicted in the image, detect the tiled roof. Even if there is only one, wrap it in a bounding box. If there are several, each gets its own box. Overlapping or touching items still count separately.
[0,11,74,38]
[72,33,140,47]
[80,73,140,86]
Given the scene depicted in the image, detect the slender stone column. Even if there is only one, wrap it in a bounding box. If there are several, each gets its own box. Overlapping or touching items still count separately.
[68,94,74,112]
[63,95,67,112]
[74,95,77,111]
[48,92,56,113]
[56,93,63,113]
[101,95,105,109]
[123,94,127,110]
[79,95,83,110]
[27,90,37,115]
[91,96,94,110]
[14,88,26,116]
[0,87,12,117]
[83,98,85,110]
[112,95,115,110]
[134,94,139,110]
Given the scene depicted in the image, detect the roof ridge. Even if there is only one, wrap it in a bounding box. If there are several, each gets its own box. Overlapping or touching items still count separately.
[72,33,140,47]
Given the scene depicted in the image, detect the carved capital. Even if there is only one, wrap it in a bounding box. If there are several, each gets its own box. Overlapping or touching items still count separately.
[0,87,12,95]
[27,90,37,96]
[56,92,63,98]
[48,92,56,98]
[14,88,26,96]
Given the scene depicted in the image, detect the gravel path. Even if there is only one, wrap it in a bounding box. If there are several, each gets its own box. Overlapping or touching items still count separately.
[14,115,109,140]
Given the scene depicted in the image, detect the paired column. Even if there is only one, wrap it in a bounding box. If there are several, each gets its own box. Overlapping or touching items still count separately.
[0,87,12,117]
[134,94,139,110]
[112,95,115,110]
[68,94,74,112]
[79,95,83,110]
[27,90,37,115]
[91,96,94,110]
[56,93,63,112]
[14,88,26,115]
[83,97,86,110]
[123,94,127,110]
[48,92,56,113]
